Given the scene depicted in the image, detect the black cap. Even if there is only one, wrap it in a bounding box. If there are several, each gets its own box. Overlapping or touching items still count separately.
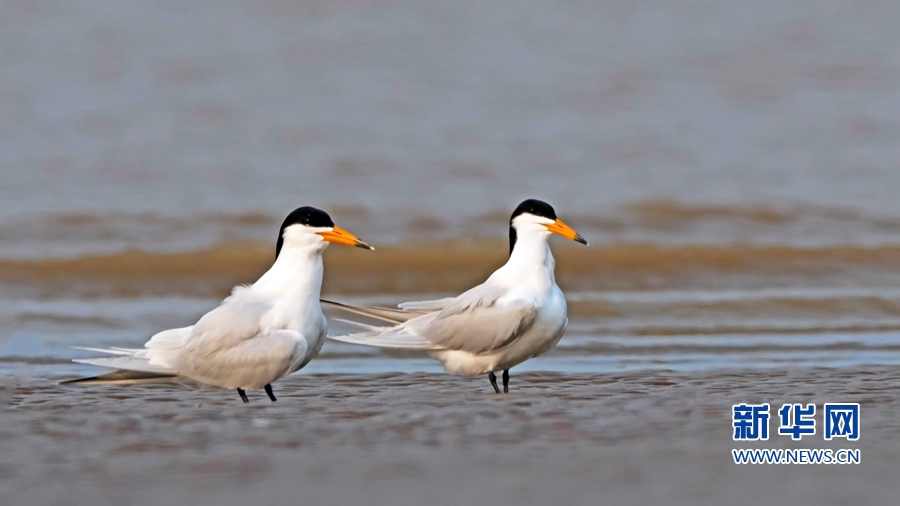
[510,199,557,222]
[276,206,334,258]
[509,199,557,255]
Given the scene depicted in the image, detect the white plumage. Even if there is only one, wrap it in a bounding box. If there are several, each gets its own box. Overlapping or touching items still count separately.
[326,200,587,393]
[66,207,372,403]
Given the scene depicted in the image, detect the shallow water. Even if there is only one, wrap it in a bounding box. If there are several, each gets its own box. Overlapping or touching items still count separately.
[6,285,900,378]
[1,0,900,256]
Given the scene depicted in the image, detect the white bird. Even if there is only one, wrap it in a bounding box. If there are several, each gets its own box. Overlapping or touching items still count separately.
[325,199,587,393]
[64,206,373,403]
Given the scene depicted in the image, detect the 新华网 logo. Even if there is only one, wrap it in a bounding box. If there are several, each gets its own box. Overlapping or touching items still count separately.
[732,402,860,441]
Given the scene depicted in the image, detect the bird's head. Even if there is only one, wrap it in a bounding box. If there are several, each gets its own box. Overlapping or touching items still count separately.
[276,206,374,258]
[509,199,588,255]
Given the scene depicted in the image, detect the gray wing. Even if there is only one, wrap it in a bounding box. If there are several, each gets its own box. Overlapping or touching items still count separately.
[176,289,302,386]
[407,284,538,354]
[397,297,456,312]
[188,287,273,357]
[184,289,296,360]
[182,330,302,388]
[327,286,537,354]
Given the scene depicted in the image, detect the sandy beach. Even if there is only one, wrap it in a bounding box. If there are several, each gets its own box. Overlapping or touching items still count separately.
[1,367,895,506]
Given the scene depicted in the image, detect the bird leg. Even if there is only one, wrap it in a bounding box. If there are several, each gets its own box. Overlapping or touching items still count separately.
[488,371,501,394]
[237,388,249,403]
[264,384,277,402]
[502,369,510,393]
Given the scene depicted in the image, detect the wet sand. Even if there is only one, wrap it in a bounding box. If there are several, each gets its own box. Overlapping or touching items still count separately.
[2,367,897,506]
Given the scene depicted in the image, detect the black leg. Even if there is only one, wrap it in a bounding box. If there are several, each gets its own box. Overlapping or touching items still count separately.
[264,384,277,402]
[502,369,510,393]
[237,388,249,403]
[488,371,501,394]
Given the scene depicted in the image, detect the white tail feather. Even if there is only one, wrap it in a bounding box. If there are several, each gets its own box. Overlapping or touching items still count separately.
[321,299,424,324]
[327,329,437,350]
[324,299,440,350]
[73,346,136,356]
[74,356,176,375]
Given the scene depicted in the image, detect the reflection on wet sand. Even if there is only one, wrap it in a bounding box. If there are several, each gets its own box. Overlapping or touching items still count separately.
[2,368,898,505]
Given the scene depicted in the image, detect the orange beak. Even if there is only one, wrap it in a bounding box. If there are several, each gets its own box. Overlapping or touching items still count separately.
[317,225,374,250]
[544,219,588,245]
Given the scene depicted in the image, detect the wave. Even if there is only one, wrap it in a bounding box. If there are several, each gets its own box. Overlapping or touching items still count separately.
[3,240,900,297]
[618,199,860,225]
[3,211,277,236]
[476,199,900,231]
[5,201,900,249]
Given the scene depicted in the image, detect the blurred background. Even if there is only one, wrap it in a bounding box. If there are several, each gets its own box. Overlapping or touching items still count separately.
[2,0,900,377]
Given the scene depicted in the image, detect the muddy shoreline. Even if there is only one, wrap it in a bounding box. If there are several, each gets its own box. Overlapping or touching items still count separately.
[1,367,897,505]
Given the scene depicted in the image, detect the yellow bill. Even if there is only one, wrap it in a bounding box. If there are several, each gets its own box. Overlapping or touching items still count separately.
[318,225,374,250]
[544,219,588,245]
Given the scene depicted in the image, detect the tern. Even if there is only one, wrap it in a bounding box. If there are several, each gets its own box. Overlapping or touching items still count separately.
[64,206,373,403]
[325,199,587,393]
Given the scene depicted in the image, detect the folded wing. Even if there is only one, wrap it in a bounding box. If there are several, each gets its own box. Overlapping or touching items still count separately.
[328,284,537,355]
[67,286,307,389]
